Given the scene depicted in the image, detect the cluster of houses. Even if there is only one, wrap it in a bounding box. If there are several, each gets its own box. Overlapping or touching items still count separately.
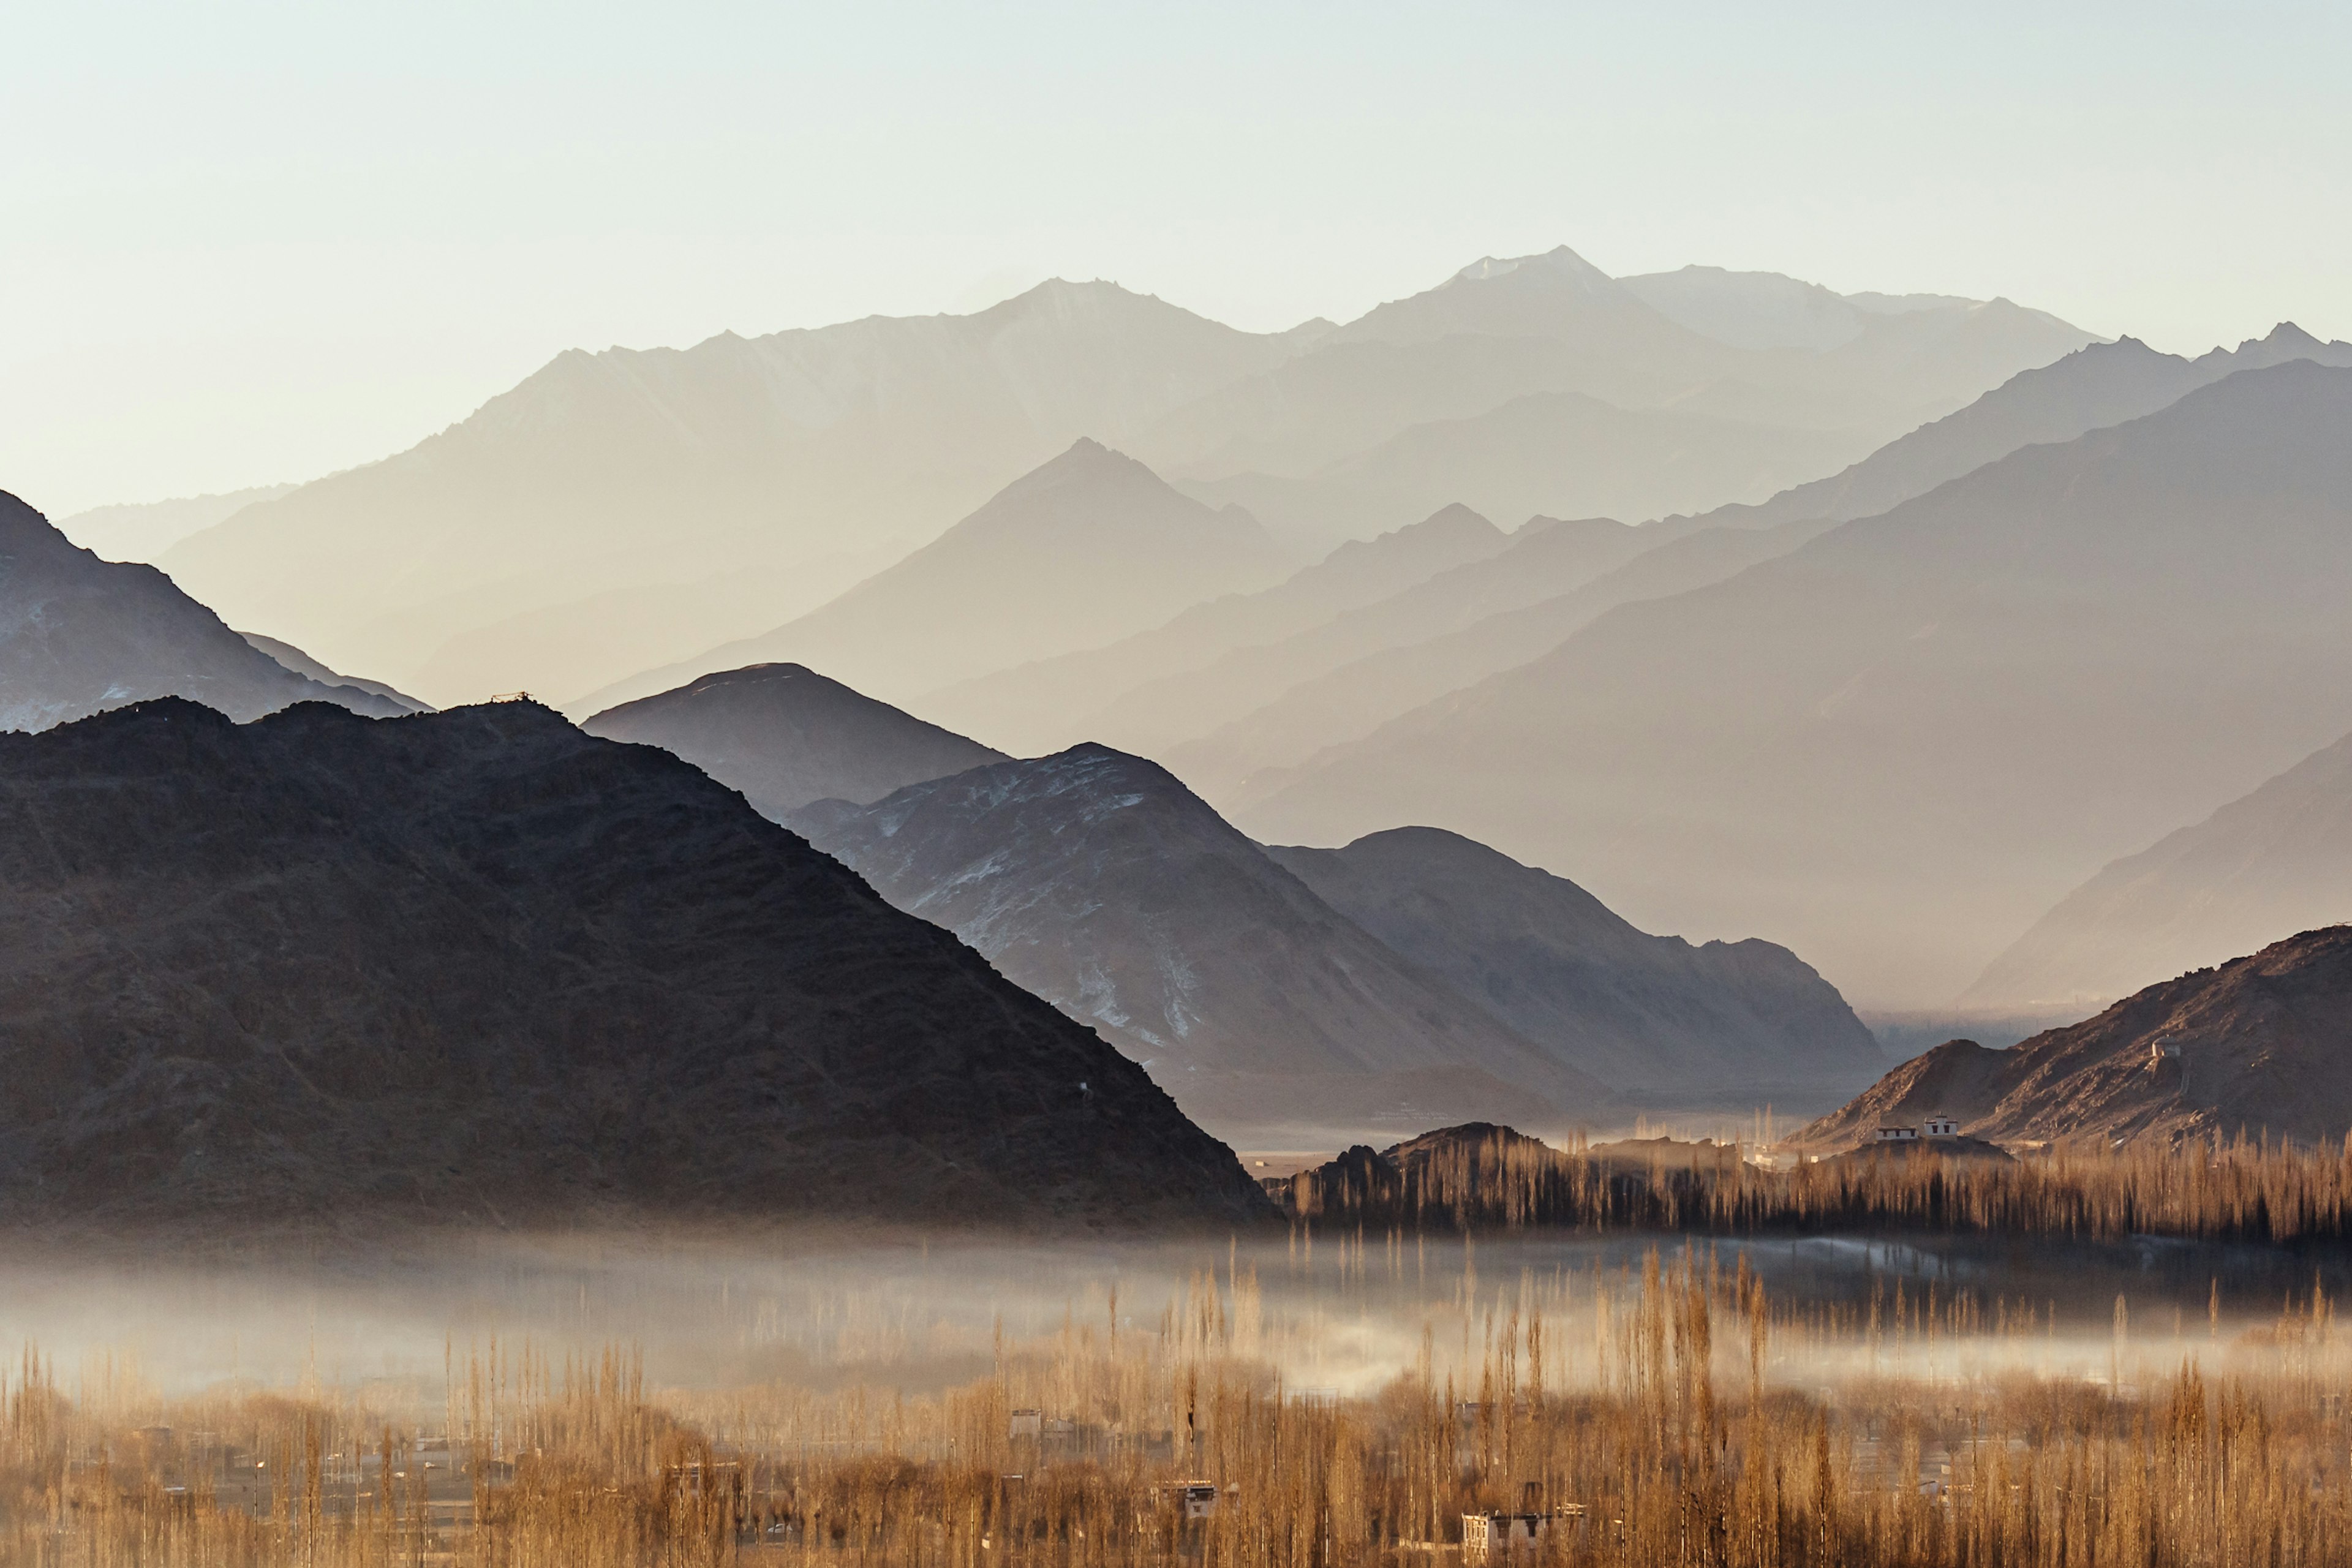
[1875,1114,1959,1143]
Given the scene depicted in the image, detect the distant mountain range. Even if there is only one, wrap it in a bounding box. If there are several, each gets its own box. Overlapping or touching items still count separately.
[1231,362,2352,1009]
[1967,726,2352,1013]
[1163,516,1831,801]
[927,322,2352,809]
[577,439,1294,714]
[921,502,1512,758]
[0,490,411,732]
[0,698,1263,1227]
[55,484,296,564]
[962,511,1678,766]
[1695,323,2352,533]
[1802,926,2352,1148]
[584,662,1008,818]
[144,247,2094,707]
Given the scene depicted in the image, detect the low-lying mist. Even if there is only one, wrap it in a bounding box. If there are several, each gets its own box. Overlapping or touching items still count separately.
[11,1224,2336,1409]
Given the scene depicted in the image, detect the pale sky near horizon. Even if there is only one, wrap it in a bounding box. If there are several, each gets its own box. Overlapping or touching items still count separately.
[7,1,2348,516]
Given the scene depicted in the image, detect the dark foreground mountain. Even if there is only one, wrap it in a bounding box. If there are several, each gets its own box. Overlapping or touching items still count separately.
[1966,728,2352,1014]
[1237,363,2352,1007]
[791,747,1610,1140]
[0,699,1266,1228]
[1800,927,2352,1149]
[1264,828,1882,1098]
[0,491,410,733]
[583,663,1006,818]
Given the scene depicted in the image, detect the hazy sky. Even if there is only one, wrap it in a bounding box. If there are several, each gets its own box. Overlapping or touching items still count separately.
[7,1,2348,516]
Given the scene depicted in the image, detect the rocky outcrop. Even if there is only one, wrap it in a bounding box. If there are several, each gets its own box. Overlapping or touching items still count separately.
[1800,926,2352,1148]
[584,663,1005,818]
[0,699,1268,1229]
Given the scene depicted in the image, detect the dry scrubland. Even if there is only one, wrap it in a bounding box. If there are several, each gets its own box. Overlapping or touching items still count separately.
[9,1164,2352,1566]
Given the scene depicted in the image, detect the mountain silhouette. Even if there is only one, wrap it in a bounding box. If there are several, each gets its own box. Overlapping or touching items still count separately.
[1264,827,1882,1097]
[584,662,1006,818]
[0,490,409,732]
[0,698,1264,1227]
[791,745,1611,1141]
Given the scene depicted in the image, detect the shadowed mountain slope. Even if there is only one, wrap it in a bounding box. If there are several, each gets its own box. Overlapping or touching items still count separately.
[584,663,1006,818]
[0,490,410,733]
[1265,828,1881,1096]
[1235,363,2352,1009]
[919,503,1510,756]
[1801,927,2352,1149]
[1967,728,2352,1013]
[579,440,1292,714]
[0,699,1265,1227]
[790,747,1610,1139]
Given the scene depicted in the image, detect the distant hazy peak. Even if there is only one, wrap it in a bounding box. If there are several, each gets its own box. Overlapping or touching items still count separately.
[2204,320,2346,370]
[55,483,297,563]
[1844,290,1980,316]
[1446,245,1615,290]
[1284,503,1504,580]
[988,436,1159,497]
[1364,503,1500,548]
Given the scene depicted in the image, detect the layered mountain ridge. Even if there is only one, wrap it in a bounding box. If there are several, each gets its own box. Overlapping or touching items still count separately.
[791,744,1605,1140]
[150,249,2093,706]
[0,490,410,733]
[1234,361,2352,1008]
